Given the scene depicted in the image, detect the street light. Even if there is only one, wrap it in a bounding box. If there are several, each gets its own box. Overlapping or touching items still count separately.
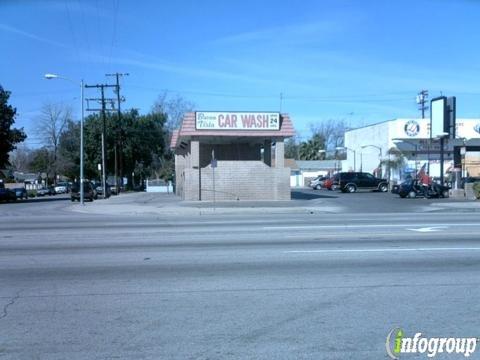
[44,73,85,205]
[361,144,382,177]
[336,146,356,171]
[361,144,382,158]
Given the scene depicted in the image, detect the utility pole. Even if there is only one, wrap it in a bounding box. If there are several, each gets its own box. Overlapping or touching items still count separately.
[417,89,430,177]
[417,90,429,119]
[85,83,117,199]
[106,73,129,194]
[100,86,107,200]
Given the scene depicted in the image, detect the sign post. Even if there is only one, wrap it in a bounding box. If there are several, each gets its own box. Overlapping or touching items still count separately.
[431,97,448,184]
[211,149,217,211]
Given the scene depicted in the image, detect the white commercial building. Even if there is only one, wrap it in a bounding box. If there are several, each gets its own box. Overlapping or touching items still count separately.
[344,118,480,184]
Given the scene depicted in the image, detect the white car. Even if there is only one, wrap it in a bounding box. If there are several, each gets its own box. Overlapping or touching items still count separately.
[309,176,327,190]
[54,183,68,194]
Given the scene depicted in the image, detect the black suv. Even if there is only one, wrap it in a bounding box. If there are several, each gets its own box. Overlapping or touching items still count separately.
[71,182,96,202]
[333,172,388,193]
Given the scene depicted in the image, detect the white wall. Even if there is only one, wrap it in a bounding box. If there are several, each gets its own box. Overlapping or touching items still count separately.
[345,121,390,175]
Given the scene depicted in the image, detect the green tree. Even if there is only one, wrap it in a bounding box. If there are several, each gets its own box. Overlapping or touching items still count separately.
[121,110,167,185]
[284,136,300,159]
[299,134,326,160]
[29,147,53,181]
[82,109,167,187]
[0,85,26,168]
[58,119,80,181]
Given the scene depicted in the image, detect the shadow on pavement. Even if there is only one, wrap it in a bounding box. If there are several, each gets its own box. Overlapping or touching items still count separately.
[291,190,338,200]
[1,196,70,205]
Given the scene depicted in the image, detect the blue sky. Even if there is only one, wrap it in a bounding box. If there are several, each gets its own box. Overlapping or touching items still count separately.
[2,0,480,147]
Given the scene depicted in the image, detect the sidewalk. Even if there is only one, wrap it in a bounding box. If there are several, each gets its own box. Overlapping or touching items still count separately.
[430,201,480,210]
[67,191,480,217]
[67,192,343,216]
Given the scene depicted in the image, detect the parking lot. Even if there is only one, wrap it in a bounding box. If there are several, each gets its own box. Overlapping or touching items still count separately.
[291,187,469,213]
[1,187,477,217]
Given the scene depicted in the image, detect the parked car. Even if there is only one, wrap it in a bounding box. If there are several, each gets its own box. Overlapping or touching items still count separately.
[71,182,96,202]
[110,184,119,195]
[95,182,111,198]
[322,174,339,191]
[309,176,328,190]
[54,182,69,194]
[37,186,56,196]
[13,187,28,200]
[0,183,16,202]
[133,183,146,191]
[397,179,450,199]
[333,172,389,193]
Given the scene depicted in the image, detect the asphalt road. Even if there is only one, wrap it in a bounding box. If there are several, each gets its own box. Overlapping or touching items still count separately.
[1,195,480,359]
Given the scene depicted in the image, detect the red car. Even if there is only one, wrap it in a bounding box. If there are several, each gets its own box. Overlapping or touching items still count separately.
[322,174,339,190]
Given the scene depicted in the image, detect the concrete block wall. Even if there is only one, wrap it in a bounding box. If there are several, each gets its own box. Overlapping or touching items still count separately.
[174,145,189,198]
[183,168,200,201]
[195,161,290,201]
[465,183,478,200]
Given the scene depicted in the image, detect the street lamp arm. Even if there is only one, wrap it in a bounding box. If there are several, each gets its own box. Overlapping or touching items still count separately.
[44,73,78,86]
[361,144,382,158]
[44,73,85,205]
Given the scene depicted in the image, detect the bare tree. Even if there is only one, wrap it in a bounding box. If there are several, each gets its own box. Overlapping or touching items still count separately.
[152,91,195,131]
[37,103,72,184]
[8,144,32,172]
[309,119,348,157]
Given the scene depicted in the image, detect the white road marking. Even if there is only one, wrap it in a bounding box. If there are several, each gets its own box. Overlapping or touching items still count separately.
[284,247,480,254]
[265,223,480,230]
[407,226,448,232]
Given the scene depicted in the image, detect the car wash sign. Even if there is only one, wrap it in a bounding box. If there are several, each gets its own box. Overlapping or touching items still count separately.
[195,112,280,130]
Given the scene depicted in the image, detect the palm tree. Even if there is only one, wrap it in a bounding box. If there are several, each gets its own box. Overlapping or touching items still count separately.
[299,134,326,160]
[380,147,406,183]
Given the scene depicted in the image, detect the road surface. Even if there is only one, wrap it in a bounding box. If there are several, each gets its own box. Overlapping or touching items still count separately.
[1,195,479,359]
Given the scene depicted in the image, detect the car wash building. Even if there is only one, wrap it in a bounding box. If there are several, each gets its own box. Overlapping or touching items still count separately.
[170,111,295,201]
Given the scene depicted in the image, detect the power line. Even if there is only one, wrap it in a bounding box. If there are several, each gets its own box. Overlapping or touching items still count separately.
[106,72,128,192]
[107,0,120,73]
[76,0,92,60]
[128,84,414,102]
[13,89,76,98]
[64,0,83,73]
[18,99,78,116]
[95,0,106,69]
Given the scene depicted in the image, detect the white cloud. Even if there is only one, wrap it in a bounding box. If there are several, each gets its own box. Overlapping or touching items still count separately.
[213,21,344,46]
[0,23,69,49]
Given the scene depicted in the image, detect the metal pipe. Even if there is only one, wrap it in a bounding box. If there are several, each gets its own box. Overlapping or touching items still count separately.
[80,80,84,205]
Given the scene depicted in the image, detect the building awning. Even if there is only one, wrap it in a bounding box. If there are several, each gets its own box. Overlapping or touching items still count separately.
[295,160,338,170]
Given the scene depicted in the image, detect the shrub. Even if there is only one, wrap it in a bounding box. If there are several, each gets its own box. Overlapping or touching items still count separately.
[473,182,480,199]
[27,190,36,198]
